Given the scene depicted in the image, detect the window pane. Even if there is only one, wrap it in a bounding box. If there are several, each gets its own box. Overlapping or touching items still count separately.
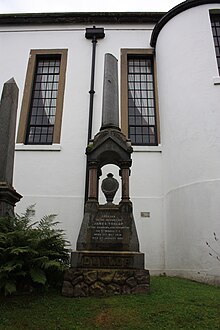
[127,56,157,145]
[211,14,220,74]
[26,55,61,144]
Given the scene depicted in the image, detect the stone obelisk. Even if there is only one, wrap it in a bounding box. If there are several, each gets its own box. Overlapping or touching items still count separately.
[101,53,119,130]
[62,54,150,298]
[0,78,22,217]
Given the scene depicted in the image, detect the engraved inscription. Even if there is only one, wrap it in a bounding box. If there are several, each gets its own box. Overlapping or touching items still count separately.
[81,255,134,268]
[88,215,129,242]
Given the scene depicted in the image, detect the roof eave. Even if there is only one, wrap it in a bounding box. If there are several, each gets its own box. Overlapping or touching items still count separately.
[150,0,220,47]
[0,12,165,26]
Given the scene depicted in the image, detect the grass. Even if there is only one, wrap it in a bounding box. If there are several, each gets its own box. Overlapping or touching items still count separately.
[0,276,219,330]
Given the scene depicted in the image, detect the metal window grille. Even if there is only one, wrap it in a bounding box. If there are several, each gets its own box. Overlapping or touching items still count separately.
[211,14,220,74]
[26,55,61,144]
[127,56,157,145]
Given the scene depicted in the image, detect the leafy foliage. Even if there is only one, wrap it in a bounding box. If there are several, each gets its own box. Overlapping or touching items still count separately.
[206,232,220,262]
[0,206,70,296]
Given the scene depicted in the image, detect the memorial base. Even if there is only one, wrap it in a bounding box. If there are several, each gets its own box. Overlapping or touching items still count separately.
[0,182,22,217]
[62,267,150,297]
[71,250,145,269]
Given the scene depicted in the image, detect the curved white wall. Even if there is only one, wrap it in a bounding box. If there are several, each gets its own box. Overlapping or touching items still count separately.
[156,4,220,283]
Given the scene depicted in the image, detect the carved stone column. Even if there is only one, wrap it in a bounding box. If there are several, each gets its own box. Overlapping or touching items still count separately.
[120,163,131,202]
[88,162,99,201]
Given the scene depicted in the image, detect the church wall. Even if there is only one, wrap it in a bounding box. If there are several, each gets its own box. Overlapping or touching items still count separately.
[155,3,220,283]
[0,22,164,272]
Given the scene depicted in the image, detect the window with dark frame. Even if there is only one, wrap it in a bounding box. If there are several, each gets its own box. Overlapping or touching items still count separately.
[210,14,220,74]
[127,56,157,145]
[26,55,61,144]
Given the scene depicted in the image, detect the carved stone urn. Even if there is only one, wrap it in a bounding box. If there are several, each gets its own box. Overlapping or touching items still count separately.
[101,173,119,203]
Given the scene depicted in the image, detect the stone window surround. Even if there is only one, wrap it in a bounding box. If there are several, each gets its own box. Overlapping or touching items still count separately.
[210,9,220,85]
[120,48,160,148]
[16,48,68,145]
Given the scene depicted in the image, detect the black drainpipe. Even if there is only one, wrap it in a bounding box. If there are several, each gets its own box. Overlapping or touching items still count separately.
[84,26,105,204]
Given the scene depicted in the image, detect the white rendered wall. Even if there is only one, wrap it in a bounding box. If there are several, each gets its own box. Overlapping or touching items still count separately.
[156,4,220,284]
[0,23,164,272]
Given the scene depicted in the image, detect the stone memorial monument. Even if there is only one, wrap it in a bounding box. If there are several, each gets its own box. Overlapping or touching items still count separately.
[62,54,150,297]
[0,78,22,217]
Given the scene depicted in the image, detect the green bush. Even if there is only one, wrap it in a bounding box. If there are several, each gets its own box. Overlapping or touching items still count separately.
[0,206,70,296]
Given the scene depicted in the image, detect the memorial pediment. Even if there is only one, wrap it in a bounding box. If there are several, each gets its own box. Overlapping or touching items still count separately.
[86,128,132,167]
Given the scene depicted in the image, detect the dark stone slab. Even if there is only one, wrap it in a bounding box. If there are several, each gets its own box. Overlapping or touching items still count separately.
[77,202,139,252]
[0,78,18,185]
[71,251,145,269]
[0,79,22,216]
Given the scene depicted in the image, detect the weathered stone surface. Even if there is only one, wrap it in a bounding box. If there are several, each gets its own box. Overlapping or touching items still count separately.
[86,128,132,168]
[84,270,97,285]
[107,283,121,295]
[0,79,22,217]
[73,283,89,297]
[131,284,150,295]
[0,78,18,184]
[62,268,150,297]
[64,269,82,282]
[90,281,106,296]
[113,271,133,285]
[0,183,22,217]
[126,276,137,287]
[72,275,83,286]
[62,281,74,297]
[135,269,150,284]
[98,270,115,284]
[76,204,140,253]
[122,285,131,295]
[101,53,119,130]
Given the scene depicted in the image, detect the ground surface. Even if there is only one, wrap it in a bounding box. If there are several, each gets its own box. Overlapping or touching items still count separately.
[0,276,219,329]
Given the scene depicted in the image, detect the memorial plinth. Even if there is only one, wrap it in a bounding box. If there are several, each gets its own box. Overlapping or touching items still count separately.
[62,54,150,297]
[0,182,22,217]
